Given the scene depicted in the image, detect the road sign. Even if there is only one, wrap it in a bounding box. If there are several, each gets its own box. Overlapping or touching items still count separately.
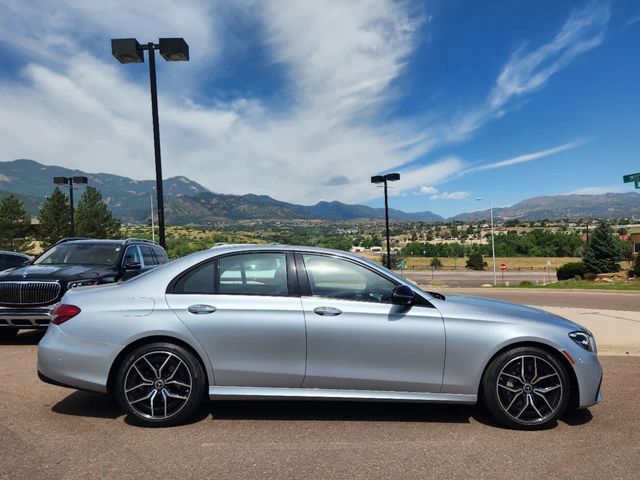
[623,172,640,183]
[636,181,640,189]
[499,263,507,272]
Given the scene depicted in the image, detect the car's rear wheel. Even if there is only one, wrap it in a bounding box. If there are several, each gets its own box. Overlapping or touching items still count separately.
[115,342,206,427]
[0,328,19,340]
[481,346,570,429]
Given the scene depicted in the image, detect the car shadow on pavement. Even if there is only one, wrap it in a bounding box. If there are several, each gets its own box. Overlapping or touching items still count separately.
[207,400,487,425]
[52,391,123,420]
[0,330,45,346]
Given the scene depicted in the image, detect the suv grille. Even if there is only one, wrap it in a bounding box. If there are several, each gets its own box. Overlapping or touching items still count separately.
[0,282,61,306]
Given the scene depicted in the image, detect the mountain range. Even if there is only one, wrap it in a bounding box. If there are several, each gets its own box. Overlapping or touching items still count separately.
[1,159,638,224]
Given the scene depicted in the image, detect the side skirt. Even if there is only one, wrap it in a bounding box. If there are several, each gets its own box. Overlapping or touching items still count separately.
[209,386,477,404]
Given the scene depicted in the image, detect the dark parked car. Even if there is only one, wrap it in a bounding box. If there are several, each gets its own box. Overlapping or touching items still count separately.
[0,251,32,271]
[0,238,168,339]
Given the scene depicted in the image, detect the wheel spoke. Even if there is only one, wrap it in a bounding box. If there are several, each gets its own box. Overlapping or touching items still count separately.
[535,384,561,394]
[532,373,558,385]
[498,383,521,393]
[534,391,554,411]
[129,389,155,405]
[163,389,189,401]
[166,380,191,388]
[143,356,160,379]
[133,364,152,384]
[521,357,527,383]
[161,389,168,418]
[528,393,544,420]
[504,391,522,413]
[500,372,523,384]
[126,381,153,393]
[149,389,157,418]
[164,359,186,382]
[515,395,530,419]
[158,354,173,378]
[532,357,538,383]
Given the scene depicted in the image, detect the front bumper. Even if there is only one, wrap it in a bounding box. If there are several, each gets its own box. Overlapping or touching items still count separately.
[0,306,53,328]
[569,346,604,408]
[37,324,121,394]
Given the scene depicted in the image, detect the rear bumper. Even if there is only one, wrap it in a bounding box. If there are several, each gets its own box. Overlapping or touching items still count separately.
[37,324,120,394]
[0,307,53,328]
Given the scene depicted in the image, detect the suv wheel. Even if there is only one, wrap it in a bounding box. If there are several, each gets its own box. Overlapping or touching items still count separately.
[116,342,206,427]
[481,346,570,429]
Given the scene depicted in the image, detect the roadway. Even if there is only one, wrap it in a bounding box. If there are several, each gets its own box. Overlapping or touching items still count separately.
[402,269,553,288]
[0,333,637,479]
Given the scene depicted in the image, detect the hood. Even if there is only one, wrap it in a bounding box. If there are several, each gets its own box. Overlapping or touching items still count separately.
[439,294,584,331]
[0,264,115,282]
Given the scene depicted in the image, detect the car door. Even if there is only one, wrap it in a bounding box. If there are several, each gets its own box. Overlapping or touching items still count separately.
[165,251,306,388]
[298,252,445,393]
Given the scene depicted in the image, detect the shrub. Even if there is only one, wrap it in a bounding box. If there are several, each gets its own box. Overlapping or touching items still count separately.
[465,252,487,270]
[519,281,534,287]
[631,255,640,278]
[557,262,587,281]
[430,257,442,269]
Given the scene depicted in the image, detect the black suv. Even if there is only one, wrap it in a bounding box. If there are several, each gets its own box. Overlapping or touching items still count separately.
[0,251,32,271]
[0,238,168,339]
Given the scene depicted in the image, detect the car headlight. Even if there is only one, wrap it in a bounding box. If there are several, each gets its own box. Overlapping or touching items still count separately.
[67,280,99,289]
[569,330,597,353]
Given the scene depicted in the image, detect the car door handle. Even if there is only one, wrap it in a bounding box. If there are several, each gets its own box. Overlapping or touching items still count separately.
[187,304,217,315]
[314,306,342,316]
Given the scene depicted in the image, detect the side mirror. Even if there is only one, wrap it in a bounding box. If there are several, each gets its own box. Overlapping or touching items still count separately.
[123,262,142,271]
[392,284,415,306]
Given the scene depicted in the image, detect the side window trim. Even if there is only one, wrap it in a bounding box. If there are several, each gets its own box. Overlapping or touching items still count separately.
[122,245,141,267]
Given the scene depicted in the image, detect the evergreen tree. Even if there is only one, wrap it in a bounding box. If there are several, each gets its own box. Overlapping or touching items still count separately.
[582,222,621,273]
[75,187,121,239]
[0,194,33,252]
[631,255,640,278]
[38,187,72,247]
[430,257,442,269]
[465,251,487,270]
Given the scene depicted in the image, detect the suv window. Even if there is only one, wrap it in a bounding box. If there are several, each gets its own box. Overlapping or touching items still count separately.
[140,246,157,266]
[35,243,121,266]
[122,246,141,266]
[218,253,288,296]
[152,247,168,264]
[302,254,395,303]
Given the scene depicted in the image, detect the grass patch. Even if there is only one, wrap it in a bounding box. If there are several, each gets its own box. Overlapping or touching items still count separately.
[508,278,640,291]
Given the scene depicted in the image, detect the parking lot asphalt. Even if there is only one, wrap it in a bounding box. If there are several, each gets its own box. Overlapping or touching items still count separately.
[1,331,639,480]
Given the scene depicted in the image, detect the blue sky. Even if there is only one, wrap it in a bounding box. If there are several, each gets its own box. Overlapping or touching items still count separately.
[0,0,638,217]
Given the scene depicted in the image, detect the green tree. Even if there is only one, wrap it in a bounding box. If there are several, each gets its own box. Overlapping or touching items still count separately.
[582,222,621,274]
[75,187,121,238]
[0,194,33,252]
[38,187,72,248]
[631,255,640,278]
[430,257,442,269]
[465,251,487,270]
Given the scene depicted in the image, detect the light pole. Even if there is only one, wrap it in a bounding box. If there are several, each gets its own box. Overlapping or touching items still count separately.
[53,176,88,236]
[371,173,400,269]
[149,191,155,243]
[476,197,497,286]
[111,38,190,248]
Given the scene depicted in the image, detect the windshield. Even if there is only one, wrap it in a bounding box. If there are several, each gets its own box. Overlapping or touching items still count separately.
[34,243,121,266]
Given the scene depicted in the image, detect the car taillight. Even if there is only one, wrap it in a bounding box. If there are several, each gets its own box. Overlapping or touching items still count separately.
[51,304,81,325]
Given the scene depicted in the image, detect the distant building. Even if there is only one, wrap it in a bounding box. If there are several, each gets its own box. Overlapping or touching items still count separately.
[370,246,383,253]
[631,233,640,257]
[350,246,366,253]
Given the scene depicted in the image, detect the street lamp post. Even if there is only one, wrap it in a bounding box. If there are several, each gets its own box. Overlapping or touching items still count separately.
[371,173,400,269]
[476,197,497,286]
[53,176,88,236]
[111,38,190,248]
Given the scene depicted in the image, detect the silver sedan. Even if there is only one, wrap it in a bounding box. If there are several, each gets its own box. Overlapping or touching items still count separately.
[38,245,602,428]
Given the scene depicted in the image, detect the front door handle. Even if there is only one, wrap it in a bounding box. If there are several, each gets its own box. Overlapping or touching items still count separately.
[187,304,217,315]
[314,306,342,316]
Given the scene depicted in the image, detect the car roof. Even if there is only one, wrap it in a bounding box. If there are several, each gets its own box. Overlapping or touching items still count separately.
[0,250,31,257]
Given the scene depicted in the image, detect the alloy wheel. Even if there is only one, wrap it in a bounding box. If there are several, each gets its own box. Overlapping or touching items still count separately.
[496,355,563,425]
[124,351,193,420]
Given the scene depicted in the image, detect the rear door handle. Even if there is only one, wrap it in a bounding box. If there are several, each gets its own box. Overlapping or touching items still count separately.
[187,304,217,315]
[314,306,342,316]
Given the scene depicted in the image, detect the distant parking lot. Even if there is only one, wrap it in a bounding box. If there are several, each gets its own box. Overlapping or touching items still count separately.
[1,331,638,480]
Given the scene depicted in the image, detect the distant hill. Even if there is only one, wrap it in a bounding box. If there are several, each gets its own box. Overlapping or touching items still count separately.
[0,159,443,224]
[453,193,640,221]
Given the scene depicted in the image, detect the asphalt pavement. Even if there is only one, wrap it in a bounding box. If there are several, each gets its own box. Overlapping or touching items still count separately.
[402,270,551,287]
[1,331,638,480]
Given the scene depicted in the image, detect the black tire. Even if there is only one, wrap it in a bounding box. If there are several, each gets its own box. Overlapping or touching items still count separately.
[115,342,206,427]
[0,328,19,340]
[481,346,570,430]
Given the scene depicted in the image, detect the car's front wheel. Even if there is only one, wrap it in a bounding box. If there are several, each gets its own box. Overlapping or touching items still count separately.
[115,342,206,427]
[481,346,570,429]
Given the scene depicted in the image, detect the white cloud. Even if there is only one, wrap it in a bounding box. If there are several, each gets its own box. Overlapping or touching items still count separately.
[430,191,470,200]
[0,0,610,206]
[416,186,437,195]
[464,141,584,174]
